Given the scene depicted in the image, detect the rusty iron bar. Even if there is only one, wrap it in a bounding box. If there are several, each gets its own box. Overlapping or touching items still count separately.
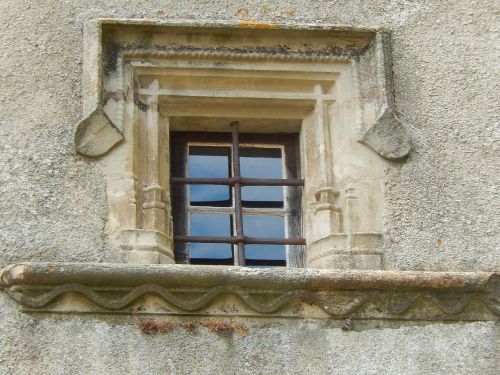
[231,122,246,266]
[174,235,306,245]
[171,177,304,186]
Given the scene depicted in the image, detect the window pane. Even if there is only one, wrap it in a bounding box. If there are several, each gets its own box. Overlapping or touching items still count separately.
[189,146,230,178]
[245,245,286,267]
[243,215,285,238]
[242,186,283,208]
[190,214,232,236]
[190,185,231,206]
[189,243,233,265]
[240,147,283,178]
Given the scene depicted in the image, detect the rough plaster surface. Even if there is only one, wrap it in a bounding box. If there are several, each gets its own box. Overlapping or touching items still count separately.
[0,1,498,373]
[0,296,497,375]
[0,0,497,270]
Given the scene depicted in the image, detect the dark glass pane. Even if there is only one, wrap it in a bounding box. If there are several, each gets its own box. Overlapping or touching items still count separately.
[190,214,232,236]
[189,146,230,178]
[190,185,231,206]
[242,186,283,208]
[189,243,233,265]
[243,215,285,238]
[240,147,283,178]
[245,245,286,267]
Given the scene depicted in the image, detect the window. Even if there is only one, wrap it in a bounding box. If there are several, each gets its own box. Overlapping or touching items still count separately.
[73,21,404,269]
[171,122,305,267]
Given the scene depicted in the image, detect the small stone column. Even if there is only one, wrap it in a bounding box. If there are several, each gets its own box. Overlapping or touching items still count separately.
[121,80,174,264]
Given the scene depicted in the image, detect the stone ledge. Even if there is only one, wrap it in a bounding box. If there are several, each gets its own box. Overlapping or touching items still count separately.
[1,263,498,320]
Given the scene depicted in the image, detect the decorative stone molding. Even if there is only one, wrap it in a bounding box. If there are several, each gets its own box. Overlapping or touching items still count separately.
[74,20,410,160]
[355,33,411,160]
[1,263,498,321]
[72,19,412,268]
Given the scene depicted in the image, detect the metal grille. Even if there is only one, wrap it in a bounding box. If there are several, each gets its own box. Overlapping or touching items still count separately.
[171,122,305,266]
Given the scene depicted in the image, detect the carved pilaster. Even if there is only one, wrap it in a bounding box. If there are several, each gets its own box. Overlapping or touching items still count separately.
[120,80,174,264]
[308,182,382,270]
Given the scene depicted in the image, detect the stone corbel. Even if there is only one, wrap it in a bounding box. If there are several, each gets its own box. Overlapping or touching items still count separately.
[356,32,411,160]
[73,20,124,157]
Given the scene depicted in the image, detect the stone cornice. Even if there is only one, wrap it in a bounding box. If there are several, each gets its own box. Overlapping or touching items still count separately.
[1,263,498,320]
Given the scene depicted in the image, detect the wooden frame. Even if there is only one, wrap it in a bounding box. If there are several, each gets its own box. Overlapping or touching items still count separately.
[171,123,305,267]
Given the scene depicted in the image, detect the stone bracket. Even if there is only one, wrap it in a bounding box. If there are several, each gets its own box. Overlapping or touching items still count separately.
[356,32,412,160]
[73,19,124,157]
[1,263,498,321]
[74,108,123,157]
[360,106,411,160]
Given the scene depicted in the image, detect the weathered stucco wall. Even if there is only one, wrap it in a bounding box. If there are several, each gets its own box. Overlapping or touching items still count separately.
[0,1,498,374]
[0,294,497,374]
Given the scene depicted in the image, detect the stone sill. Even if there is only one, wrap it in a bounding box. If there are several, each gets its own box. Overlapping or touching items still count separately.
[1,263,498,321]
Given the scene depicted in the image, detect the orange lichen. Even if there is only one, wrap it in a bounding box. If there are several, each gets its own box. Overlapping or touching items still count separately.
[235,8,250,17]
[260,7,273,15]
[237,20,277,30]
[282,9,297,17]
[233,324,249,337]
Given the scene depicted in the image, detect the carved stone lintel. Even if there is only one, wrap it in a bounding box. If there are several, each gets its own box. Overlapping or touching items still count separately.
[1,263,497,320]
[74,108,124,157]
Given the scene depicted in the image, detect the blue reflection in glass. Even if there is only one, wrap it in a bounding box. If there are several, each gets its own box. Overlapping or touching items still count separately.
[240,147,282,178]
[189,243,233,260]
[242,186,283,206]
[190,214,231,236]
[189,146,230,178]
[243,215,284,238]
[189,214,233,263]
[245,244,286,260]
[190,185,230,205]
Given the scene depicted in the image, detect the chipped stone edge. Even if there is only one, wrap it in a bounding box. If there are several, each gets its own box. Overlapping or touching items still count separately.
[73,19,410,159]
[1,263,498,320]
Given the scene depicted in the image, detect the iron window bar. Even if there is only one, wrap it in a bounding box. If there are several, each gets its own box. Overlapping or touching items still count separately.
[171,122,306,266]
[171,177,304,186]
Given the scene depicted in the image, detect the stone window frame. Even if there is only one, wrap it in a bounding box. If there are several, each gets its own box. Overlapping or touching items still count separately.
[73,19,412,270]
[1,20,497,322]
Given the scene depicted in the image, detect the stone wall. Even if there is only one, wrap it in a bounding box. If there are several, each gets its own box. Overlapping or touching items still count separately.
[0,1,497,374]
